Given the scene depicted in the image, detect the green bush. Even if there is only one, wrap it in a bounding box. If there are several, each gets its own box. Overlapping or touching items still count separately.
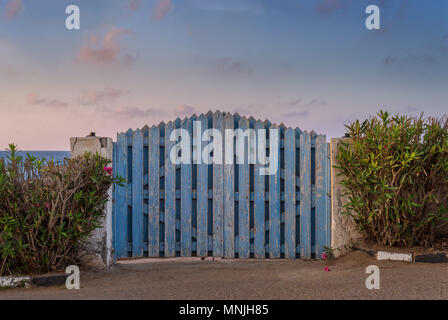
[0,144,122,276]
[336,111,448,247]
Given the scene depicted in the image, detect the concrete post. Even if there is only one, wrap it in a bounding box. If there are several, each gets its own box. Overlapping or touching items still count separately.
[330,138,363,257]
[70,135,114,268]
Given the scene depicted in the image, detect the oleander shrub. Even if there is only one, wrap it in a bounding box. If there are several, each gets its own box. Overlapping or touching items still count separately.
[336,111,448,247]
[0,144,123,276]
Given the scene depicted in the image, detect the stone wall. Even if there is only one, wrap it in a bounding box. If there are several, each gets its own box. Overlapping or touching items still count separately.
[330,138,363,256]
[70,136,113,268]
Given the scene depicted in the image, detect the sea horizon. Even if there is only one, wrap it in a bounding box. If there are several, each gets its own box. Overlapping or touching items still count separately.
[0,150,71,164]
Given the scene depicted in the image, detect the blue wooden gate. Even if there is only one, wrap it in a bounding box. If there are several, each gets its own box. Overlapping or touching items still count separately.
[112,111,331,259]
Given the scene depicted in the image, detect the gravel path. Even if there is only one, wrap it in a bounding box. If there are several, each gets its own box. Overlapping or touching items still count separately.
[1,251,447,300]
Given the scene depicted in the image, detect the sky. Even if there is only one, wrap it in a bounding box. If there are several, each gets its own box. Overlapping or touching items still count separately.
[0,0,447,150]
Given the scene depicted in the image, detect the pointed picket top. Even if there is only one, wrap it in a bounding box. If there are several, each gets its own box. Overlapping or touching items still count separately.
[196,112,206,119]
[149,125,159,136]
[254,118,265,129]
[238,116,249,126]
[125,128,133,136]
[117,131,127,139]
[279,123,287,135]
[315,133,326,143]
[223,112,233,119]
[263,119,272,128]
[239,114,251,122]
[142,125,150,135]
[285,127,295,136]
[213,111,224,122]
[114,110,326,139]
[181,117,192,127]
[157,121,166,130]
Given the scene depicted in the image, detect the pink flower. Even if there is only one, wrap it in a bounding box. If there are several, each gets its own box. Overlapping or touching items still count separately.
[322,253,327,259]
[45,202,50,209]
[103,166,113,175]
[324,267,330,272]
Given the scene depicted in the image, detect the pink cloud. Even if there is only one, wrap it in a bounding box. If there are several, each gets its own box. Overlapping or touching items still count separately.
[78,86,126,105]
[4,0,23,20]
[128,0,143,11]
[175,104,196,117]
[26,93,68,109]
[152,0,173,20]
[103,29,134,46]
[77,28,136,65]
[101,106,167,119]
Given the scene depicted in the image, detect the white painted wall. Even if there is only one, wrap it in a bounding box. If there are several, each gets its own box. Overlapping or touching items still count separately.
[70,136,114,267]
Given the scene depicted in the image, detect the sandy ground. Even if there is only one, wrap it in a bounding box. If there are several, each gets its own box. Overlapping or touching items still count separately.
[1,251,447,300]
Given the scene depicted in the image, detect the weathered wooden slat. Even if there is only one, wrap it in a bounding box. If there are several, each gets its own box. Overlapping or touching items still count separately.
[315,135,329,257]
[238,117,250,258]
[132,129,144,256]
[212,111,224,257]
[148,126,160,257]
[223,113,235,258]
[254,121,265,258]
[165,122,176,257]
[284,128,296,259]
[269,124,281,259]
[112,141,117,260]
[196,115,208,257]
[300,131,312,259]
[142,189,301,203]
[181,119,192,256]
[115,133,128,258]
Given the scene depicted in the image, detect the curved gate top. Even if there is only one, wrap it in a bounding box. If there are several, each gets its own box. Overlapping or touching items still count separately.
[113,110,331,260]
